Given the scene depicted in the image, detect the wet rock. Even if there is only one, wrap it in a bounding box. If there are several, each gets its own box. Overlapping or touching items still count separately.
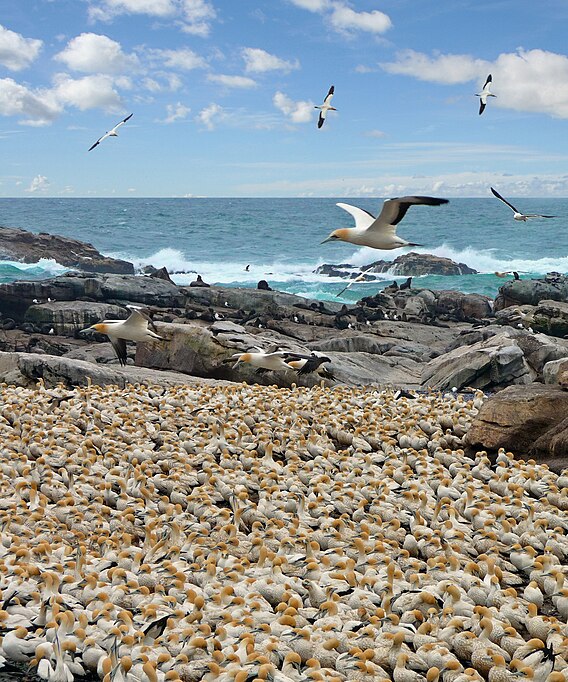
[494,274,568,310]
[0,226,134,274]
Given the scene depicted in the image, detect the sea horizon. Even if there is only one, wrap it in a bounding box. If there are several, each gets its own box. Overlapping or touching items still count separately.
[1,196,566,302]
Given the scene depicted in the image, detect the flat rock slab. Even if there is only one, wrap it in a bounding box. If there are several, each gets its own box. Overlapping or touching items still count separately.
[465,383,568,471]
[0,351,230,389]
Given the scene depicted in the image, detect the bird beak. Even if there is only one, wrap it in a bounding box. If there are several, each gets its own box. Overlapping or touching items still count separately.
[78,327,92,334]
[321,236,334,244]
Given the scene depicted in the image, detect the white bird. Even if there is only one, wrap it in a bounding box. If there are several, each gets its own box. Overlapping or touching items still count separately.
[491,187,556,221]
[230,348,292,373]
[336,269,373,297]
[315,85,336,129]
[476,74,496,115]
[321,196,449,250]
[88,113,133,151]
[80,306,166,366]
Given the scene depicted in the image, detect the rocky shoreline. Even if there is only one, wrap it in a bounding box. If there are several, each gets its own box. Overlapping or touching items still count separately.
[1,263,568,465]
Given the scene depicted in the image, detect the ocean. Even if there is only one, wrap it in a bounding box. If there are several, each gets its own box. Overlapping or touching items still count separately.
[1,197,567,302]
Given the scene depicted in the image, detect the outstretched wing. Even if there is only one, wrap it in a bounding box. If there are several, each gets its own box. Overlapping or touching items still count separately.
[336,202,376,230]
[317,111,326,128]
[372,196,449,231]
[490,187,519,214]
[478,99,486,115]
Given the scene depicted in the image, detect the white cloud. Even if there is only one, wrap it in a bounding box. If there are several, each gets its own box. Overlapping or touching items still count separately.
[242,47,299,74]
[88,0,176,21]
[287,1,392,35]
[142,72,183,92]
[180,0,216,36]
[0,78,61,126]
[162,101,190,123]
[150,47,207,70]
[288,0,330,11]
[89,0,216,36]
[26,175,49,193]
[329,5,392,34]
[273,91,314,123]
[55,33,138,74]
[381,48,568,119]
[207,74,257,89]
[381,49,488,84]
[52,73,124,111]
[0,24,42,71]
[196,102,224,130]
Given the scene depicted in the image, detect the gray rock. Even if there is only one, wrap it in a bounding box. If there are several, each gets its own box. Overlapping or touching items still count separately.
[543,357,568,385]
[24,301,127,335]
[421,331,536,391]
[0,225,134,274]
[0,351,229,389]
[0,272,185,320]
[529,299,568,338]
[495,275,568,310]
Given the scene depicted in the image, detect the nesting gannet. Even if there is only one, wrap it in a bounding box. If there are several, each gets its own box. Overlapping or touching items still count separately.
[490,188,556,222]
[315,85,336,129]
[476,75,496,115]
[88,113,133,151]
[80,306,166,366]
[322,196,449,250]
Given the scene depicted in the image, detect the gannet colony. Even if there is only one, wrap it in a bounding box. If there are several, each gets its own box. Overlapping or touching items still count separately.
[0,379,567,682]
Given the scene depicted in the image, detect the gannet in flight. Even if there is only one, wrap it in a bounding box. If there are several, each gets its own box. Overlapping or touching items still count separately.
[315,85,336,129]
[88,113,133,151]
[283,352,335,380]
[321,196,449,250]
[81,306,166,366]
[490,187,556,221]
[476,75,496,115]
[230,348,292,372]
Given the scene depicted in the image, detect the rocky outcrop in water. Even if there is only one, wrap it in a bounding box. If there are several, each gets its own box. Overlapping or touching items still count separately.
[0,225,134,275]
[315,252,478,278]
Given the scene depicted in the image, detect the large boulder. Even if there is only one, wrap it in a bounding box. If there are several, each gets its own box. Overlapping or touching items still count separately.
[421,331,535,391]
[494,274,568,310]
[0,226,134,274]
[528,299,568,338]
[367,252,477,276]
[465,383,568,471]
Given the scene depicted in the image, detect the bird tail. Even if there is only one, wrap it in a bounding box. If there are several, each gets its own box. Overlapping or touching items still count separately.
[406,242,422,247]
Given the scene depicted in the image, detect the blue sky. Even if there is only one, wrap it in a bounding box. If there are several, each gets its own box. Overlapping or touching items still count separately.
[2,0,568,197]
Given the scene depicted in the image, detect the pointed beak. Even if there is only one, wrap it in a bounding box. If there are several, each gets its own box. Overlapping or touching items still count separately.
[321,236,334,244]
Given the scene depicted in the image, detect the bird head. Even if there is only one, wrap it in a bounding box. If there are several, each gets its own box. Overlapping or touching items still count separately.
[80,323,107,334]
[321,228,350,244]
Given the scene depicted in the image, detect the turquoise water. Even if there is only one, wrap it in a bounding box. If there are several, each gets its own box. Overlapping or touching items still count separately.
[1,197,567,301]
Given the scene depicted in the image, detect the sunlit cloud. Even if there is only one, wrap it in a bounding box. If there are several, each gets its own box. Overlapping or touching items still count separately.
[195,102,224,130]
[26,174,50,193]
[0,24,42,71]
[381,48,568,118]
[242,47,299,74]
[55,33,139,74]
[273,91,313,123]
[162,101,190,122]
[207,74,257,89]
[0,78,61,126]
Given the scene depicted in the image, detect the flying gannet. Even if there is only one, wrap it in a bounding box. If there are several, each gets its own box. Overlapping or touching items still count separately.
[88,113,133,151]
[321,196,449,250]
[476,75,496,115]
[80,305,166,366]
[315,85,336,129]
[490,187,556,221]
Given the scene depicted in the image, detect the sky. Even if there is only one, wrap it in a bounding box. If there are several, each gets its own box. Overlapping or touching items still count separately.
[2,0,568,197]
